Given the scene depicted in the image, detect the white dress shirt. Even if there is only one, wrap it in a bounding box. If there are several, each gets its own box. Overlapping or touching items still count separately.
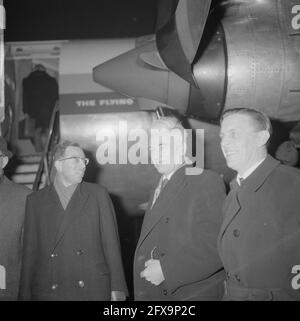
[237,157,266,185]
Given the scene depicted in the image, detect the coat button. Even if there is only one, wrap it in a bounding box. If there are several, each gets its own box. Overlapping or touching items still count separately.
[51,284,58,290]
[161,253,165,257]
[163,289,168,295]
[76,250,83,255]
[50,253,58,258]
[235,274,241,282]
[233,229,240,237]
[78,280,85,288]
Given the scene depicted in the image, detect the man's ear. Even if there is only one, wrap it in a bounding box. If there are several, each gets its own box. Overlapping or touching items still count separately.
[1,156,9,169]
[257,130,270,147]
[53,160,62,173]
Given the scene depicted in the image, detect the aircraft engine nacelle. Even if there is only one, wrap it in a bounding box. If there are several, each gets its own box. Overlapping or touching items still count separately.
[157,0,300,121]
[218,0,300,121]
[93,0,300,122]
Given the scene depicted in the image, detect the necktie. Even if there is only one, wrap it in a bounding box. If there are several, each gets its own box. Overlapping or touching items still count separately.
[151,177,169,207]
[237,176,244,186]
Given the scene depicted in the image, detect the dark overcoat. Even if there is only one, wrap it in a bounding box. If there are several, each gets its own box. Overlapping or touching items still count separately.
[134,166,226,300]
[218,155,300,300]
[19,182,128,300]
[22,70,58,129]
[0,176,31,300]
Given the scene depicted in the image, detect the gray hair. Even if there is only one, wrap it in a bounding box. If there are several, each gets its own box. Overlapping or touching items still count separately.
[151,115,184,131]
[151,116,193,164]
[220,108,272,136]
[52,141,81,162]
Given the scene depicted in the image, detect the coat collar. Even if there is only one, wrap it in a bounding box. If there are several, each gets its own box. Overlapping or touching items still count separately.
[218,155,280,245]
[230,154,280,192]
[0,175,13,188]
[137,165,190,248]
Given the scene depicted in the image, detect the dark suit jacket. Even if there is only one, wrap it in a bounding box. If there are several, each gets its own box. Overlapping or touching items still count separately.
[134,166,226,300]
[218,155,300,301]
[0,176,31,300]
[19,182,128,301]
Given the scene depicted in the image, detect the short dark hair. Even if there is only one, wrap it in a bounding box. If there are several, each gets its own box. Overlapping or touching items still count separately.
[52,141,81,162]
[220,108,272,136]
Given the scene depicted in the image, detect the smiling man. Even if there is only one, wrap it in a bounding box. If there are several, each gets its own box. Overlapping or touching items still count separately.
[134,116,225,300]
[19,141,128,301]
[219,108,300,301]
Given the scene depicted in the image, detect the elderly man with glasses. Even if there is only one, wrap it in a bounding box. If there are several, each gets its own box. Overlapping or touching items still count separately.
[19,141,128,301]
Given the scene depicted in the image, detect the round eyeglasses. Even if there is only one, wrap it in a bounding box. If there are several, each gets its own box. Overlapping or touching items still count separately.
[57,157,89,165]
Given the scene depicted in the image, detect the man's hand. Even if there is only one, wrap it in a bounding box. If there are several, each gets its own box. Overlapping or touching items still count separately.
[140,259,165,286]
[111,291,126,301]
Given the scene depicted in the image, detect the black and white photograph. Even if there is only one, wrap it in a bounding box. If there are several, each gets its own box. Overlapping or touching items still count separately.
[0,0,299,314]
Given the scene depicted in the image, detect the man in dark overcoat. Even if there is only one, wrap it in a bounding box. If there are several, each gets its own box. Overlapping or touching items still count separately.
[0,137,31,300]
[219,108,300,301]
[19,141,128,300]
[134,116,225,300]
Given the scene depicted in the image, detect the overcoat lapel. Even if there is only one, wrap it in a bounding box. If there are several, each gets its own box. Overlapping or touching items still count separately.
[137,167,187,248]
[42,184,65,247]
[218,155,280,245]
[218,179,241,243]
[52,183,89,251]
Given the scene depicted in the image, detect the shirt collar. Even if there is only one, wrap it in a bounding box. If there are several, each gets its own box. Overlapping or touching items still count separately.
[54,175,78,197]
[237,156,266,185]
[162,163,186,181]
[231,155,280,191]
